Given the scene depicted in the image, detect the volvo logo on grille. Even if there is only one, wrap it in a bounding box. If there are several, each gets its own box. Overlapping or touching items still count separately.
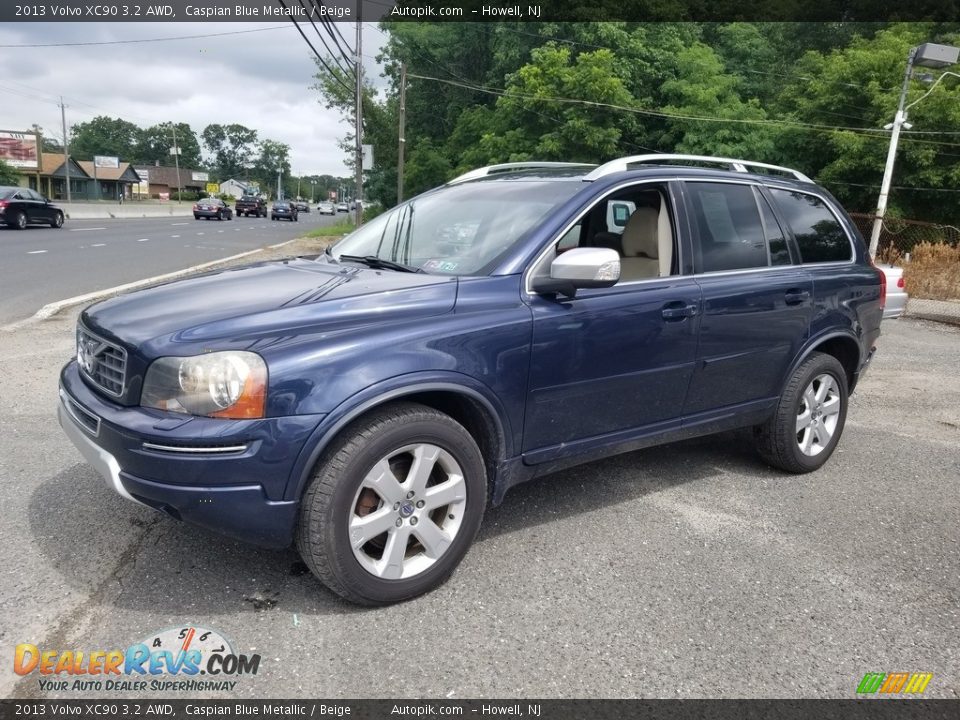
[77,336,104,375]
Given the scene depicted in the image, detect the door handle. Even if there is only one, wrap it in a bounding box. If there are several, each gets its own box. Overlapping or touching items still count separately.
[784,289,811,305]
[661,302,699,321]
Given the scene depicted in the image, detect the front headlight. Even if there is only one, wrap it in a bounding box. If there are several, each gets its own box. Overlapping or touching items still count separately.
[141,351,267,419]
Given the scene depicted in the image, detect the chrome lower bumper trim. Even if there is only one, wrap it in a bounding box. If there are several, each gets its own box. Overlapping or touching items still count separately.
[57,394,146,507]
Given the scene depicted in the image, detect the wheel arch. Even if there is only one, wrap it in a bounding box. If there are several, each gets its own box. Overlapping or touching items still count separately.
[284,377,511,503]
[784,331,862,395]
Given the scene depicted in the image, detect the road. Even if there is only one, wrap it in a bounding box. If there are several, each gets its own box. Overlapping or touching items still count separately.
[0,210,342,326]
[0,307,957,700]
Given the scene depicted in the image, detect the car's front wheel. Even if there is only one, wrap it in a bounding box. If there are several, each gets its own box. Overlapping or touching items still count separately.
[297,402,487,605]
[51,212,64,228]
[755,351,848,473]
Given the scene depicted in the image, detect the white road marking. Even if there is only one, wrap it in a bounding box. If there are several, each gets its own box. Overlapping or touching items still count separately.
[171,222,189,226]
[27,250,47,254]
[91,243,106,247]
[171,234,180,238]
[69,227,106,232]
[137,238,149,242]
[217,230,224,233]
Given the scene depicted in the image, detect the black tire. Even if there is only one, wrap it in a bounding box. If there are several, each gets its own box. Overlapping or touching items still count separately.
[51,212,64,229]
[10,211,27,230]
[296,402,487,605]
[754,351,848,473]
[217,211,223,221]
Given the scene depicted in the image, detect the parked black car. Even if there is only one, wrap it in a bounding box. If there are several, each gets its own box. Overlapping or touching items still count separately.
[193,198,233,221]
[271,201,298,221]
[0,186,65,229]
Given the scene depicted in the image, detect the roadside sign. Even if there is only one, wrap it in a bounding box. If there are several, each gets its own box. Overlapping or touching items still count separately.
[192,171,209,182]
[94,155,120,169]
[206,182,220,194]
[0,131,39,169]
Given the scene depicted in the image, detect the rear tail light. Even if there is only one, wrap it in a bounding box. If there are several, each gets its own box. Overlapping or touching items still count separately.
[871,261,887,310]
[193,204,199,210]
[897,276,905,289]
[0,200,7,210]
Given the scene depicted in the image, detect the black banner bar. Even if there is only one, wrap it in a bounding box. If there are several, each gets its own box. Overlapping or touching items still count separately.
[1,0,958,23]
[1,700,959,720]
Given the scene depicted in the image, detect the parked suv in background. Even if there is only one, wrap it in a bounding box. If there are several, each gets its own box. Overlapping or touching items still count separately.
[58,155,883,605]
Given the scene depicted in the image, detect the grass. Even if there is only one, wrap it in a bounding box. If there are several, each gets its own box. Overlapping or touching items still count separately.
[304,220,355,238]
[902,242,960,301]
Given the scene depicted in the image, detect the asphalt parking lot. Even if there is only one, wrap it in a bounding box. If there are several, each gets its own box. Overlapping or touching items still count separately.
[1,308,957,700]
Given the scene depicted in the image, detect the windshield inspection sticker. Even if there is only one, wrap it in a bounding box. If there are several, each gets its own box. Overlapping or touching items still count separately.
[423,259,460,272]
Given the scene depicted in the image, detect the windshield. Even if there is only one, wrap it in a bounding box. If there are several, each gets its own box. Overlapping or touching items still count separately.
[331,180,580,276]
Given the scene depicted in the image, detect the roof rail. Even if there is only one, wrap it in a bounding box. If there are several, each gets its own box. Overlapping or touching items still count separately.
[447,162,597,185]
[582,154,814,183]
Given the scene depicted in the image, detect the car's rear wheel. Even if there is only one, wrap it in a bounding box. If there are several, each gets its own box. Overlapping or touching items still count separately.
[754,351,848,473]
[51,212,64,229]
[10,211,27,230]
[296,402,486,605]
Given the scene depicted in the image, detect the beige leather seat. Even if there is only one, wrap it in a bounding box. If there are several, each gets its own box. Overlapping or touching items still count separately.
[619,207,660,281]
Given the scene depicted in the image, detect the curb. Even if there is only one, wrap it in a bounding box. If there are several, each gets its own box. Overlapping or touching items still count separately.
[1,237,300,333]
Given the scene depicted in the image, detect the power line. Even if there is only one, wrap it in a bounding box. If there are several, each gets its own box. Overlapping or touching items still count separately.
[0,26,288,48]
[297,0,353,77]
[406,72,960,151]
[277,0,353,95]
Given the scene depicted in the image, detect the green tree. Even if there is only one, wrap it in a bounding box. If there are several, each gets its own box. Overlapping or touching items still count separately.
[251,139,291,193]
[137,122,202,168]
[69,116,142,161]
[453,45,638,172]
[201,123,258,180]
[776,22,960,221]
[658,42,778,160]
[0,158,19,185]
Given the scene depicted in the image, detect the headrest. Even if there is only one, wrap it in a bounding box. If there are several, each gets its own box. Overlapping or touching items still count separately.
[621,207,659,258]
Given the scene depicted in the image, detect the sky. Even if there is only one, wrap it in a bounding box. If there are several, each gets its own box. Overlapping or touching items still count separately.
[0,21,387,177]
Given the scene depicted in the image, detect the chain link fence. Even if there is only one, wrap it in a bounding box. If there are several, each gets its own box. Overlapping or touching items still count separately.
[848,213,960,324]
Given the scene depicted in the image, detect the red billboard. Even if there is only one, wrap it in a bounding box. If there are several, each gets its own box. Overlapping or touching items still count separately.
[0,131,39,169]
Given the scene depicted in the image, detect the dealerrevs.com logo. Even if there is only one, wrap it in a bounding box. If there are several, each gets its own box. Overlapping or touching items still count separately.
[14,626,260,693]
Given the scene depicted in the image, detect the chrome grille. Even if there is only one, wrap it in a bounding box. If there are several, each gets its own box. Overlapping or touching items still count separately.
[77,326,127,397]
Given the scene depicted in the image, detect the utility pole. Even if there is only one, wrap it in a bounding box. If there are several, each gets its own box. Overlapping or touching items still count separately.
[397,62,407,204]
[297,173,301,200]
[60,97,71,203]
[354,19,363,227]
[171,123,182,202]
[869,49,917,259]
[277,169,282,200]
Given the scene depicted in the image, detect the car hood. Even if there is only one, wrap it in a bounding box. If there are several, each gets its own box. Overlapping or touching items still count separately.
[81,257,458,350]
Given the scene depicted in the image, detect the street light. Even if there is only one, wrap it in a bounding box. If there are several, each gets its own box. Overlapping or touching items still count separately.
[869,42,959,258]
[310,179,316,204]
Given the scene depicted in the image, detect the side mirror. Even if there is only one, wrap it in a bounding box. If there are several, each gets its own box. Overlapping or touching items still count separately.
[532,247,621,298]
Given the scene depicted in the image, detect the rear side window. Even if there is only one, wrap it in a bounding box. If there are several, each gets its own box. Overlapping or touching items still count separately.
[687,182,768,272]
[769,189,852,263]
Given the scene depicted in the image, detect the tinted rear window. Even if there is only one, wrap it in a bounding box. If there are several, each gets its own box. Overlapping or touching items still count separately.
[769,189,852,263]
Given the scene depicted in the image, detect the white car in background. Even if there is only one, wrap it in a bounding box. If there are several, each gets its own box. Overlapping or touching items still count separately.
[878,264,908,319]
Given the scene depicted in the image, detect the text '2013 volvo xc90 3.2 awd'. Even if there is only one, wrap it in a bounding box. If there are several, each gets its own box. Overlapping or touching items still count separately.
[59,155,885,605]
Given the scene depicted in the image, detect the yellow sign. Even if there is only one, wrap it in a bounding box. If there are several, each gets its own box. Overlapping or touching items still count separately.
[206,183,220,194]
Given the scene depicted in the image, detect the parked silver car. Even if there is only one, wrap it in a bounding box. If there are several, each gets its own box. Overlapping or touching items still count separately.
[878,264,908,319]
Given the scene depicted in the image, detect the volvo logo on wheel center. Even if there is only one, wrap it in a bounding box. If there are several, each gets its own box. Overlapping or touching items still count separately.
[399,502,415,517]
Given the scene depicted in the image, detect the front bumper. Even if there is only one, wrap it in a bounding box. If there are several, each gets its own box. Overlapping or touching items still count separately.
[58,362,323,548]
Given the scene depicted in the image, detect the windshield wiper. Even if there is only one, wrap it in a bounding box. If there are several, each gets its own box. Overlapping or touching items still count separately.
[338,254,424,274]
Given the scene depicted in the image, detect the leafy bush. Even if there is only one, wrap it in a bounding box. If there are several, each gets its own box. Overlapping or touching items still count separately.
[903,242,960,301]
[170,190,200,202]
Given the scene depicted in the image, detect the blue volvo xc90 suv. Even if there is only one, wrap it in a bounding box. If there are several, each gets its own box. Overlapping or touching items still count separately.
[59,155,885,604]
